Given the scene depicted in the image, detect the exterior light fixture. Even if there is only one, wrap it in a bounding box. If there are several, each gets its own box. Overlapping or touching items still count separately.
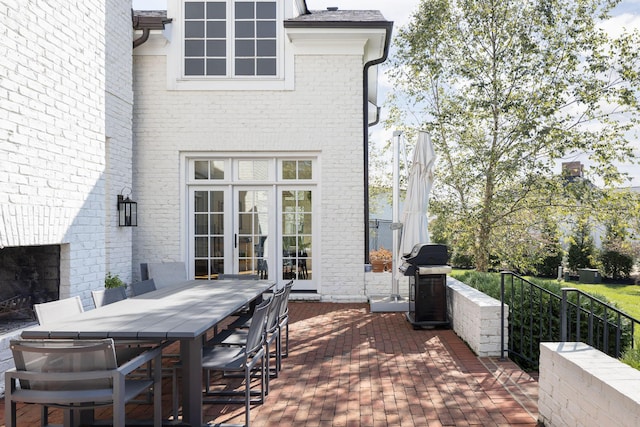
[117,189,137,227]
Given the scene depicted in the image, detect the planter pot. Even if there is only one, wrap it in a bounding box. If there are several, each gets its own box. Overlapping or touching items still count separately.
[371,261,385,272]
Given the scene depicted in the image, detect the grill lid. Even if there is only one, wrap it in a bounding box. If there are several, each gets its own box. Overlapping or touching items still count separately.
[401,243,449,266]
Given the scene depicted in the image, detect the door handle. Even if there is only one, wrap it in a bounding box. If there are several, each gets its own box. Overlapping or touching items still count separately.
[234,233,238,248]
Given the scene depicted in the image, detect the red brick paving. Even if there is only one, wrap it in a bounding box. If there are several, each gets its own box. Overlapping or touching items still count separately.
[1,302,540,426]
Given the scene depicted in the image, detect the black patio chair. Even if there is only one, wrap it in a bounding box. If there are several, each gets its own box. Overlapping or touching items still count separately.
[145,262,187,289]
[201,298,271,427]
[207,287,285,393]
[91,287,127,307]
[130,279,157,296]
[5,338,163,427]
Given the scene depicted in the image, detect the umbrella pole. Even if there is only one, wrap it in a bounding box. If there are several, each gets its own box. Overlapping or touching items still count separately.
[391,131,402,300]
[370,131,408,312]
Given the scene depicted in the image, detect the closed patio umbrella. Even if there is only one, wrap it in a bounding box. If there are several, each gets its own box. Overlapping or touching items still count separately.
[399,131,436,256]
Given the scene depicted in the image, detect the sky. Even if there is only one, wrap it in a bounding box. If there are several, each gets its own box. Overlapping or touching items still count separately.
[133,0,640,185]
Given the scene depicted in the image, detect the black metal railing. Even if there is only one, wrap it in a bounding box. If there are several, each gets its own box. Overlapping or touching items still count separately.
[561,288,639,358]
[500,271,562,370]
[500,271,639,370]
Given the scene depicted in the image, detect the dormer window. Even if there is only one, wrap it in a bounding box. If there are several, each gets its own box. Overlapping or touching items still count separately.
[184,1,278,77]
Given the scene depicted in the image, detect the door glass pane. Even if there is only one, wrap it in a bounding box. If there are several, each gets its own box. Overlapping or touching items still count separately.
[195,214,208,234]
[193,190,225,279]
[282,190,312,280]
[211,214,223,234]
[298,160,312,179]
[195,161,209,179]
[195,237,208,257]
[282,160,312,180]
[238,160,269,180]
[211,190,224,211]
[194,191,207,211]
[194,160,226,180]
[282,161,296,179]
[238,190,269,278]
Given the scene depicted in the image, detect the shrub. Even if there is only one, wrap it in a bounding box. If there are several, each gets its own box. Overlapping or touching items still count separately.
[600,249,634,279]
[105,272,125,289]
[621,346,640,371]
[451,252,474,269]
[567,219,597,271]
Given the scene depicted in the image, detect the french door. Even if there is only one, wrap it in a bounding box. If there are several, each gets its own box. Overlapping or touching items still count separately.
[189,185,315,289]
[191,186,273,279]
[236,187,271,279]
[187,157,316,290]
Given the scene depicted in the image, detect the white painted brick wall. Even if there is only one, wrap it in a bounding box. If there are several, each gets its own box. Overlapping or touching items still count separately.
[1,0,108,306]
[105,0,135,285]
[132,50,368,300]
[366,272,409,300]
[447,276,507,357]
[539,342,640,427]
[0,0,133,394]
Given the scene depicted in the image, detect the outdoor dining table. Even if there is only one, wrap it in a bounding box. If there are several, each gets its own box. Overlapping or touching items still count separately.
[21,278,276,427]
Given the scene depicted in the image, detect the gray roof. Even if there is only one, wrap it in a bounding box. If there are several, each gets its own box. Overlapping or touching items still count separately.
[287,9,389,24]
[133,10,168,19]
[131,9,391,29]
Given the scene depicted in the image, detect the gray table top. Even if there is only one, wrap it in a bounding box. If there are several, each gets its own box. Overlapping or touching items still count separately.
[22,279,275,340]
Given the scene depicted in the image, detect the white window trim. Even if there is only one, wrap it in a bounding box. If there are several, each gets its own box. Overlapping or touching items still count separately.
[184,152,319,184]
[180,151,321,289]
[167,0,294,91]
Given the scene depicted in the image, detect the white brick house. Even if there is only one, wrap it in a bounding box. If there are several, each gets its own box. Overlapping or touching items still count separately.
[131,1,392,300]
[0,0,391,389]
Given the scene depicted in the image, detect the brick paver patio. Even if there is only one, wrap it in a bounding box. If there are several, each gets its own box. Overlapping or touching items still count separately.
[1,302,540,426]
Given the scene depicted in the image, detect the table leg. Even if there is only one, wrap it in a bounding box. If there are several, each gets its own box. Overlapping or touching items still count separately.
[181,338,203,426]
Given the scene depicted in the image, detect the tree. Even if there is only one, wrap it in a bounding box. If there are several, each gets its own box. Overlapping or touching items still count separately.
[567,217,597,272]
[386,0,640,271]
[599,214,637,279]
[533,218,565,277]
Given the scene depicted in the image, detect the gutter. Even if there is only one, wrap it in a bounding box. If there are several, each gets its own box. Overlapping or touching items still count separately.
[363,22,393,263]
[132,10,172,49]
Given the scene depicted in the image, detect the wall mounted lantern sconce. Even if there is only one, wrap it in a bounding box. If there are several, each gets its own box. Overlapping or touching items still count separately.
[117,189,137,227]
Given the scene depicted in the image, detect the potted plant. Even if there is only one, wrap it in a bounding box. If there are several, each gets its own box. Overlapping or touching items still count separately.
[370,247,393,272]
[105,272,126,289]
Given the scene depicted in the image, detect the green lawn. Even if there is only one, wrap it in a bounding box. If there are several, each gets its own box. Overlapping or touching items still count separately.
[531,277,640,321]
[569,283,640,320]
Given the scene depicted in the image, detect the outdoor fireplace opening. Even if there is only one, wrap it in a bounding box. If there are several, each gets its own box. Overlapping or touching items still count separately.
[0,245,60,333]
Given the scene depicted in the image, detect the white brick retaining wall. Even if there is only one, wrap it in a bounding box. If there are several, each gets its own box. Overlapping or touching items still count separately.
[365,271,409,301]
[539,342,640,427]
[446,276,506,357]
